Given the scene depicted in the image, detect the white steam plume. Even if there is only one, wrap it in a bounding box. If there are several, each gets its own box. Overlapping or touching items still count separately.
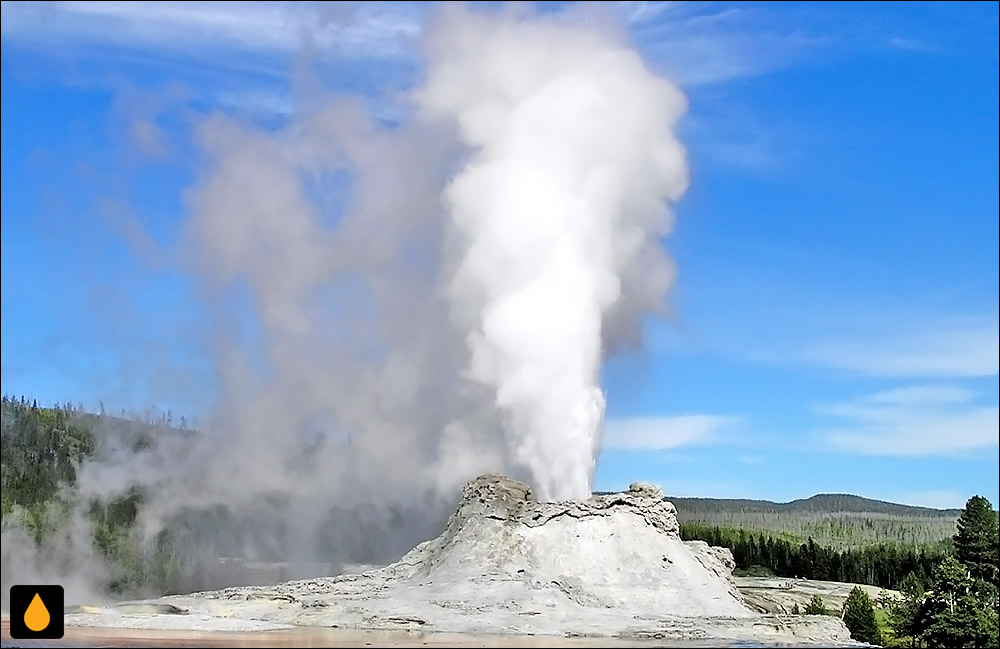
[3,4,690,596]
[422,7,688,499]
[166,5,687,516]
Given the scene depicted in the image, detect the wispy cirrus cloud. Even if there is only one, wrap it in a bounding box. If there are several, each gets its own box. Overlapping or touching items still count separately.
[623,1,834,87]
[3,2,953,90]
[862,384,980,406]
[886,35,939,53]
[603,414,739,451]
[0,1,424,71]
[1,2,843,88]
[803,319,999,379]
[817,384,999,457]
[1,1,428,121]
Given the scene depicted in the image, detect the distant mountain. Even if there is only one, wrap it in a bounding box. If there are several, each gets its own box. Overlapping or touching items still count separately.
[594,490,961,548]
[665,493,962,518]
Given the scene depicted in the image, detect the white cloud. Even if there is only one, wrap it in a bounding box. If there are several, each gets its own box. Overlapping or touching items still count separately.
[0,1,423,65]
[1,1,942,97]
[818,384,999,457]
[602,414,738,451]
[886,36,938,52]
[0,2,844,90]
[864,384,979,406]
[803,320,999,378]
[622,2,833,87]
[618,1,675,26]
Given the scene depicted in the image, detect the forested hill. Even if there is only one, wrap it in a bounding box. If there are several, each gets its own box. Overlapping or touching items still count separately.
[667,493,962,518]
[665,494,960,549]
[590,489,961,548]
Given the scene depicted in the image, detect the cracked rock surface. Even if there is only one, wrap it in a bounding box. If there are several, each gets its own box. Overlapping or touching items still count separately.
[65,474,860,645]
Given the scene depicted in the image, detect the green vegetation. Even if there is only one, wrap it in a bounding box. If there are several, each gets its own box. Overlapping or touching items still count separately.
[1,395,186,596]
[669,493,998,647]
[1,398,95,523]
[669,494,960,549]
[804,594,828,615]
[953,495,1000,585]
[843,585,882,645]
[680,522,948,590]
[876,497,999,648]
[880,572,926,646]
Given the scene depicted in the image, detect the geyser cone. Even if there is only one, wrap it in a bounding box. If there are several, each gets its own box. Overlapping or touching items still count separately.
[396,474,753,616]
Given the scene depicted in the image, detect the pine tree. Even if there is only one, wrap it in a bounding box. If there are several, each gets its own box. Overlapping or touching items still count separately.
[843,585,882,646]
[953,495,999,587]
[916,555,999,648]
[804,594,828,615]
[880,571,924,648]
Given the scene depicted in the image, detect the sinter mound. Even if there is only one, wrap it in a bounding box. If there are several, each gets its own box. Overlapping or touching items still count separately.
[66,474,860,645]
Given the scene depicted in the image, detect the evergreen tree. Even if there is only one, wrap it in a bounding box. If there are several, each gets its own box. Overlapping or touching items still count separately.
[843,586,882,646]
[804,594,828,615]
[953,495,999,587]
[916,555,998,648]
[880,571,924,648]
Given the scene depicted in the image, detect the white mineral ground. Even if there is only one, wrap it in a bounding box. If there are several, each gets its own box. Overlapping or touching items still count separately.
[2,475,868,647]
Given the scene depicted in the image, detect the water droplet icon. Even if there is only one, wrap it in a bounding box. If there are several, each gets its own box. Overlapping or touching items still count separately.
[25,592,51,632]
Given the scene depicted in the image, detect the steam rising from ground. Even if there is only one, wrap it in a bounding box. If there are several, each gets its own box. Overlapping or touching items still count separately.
[2,4,688,597]
[426,9,687,499]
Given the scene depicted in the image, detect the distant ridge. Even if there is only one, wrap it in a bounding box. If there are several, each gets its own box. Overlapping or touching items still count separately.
[664,493,962,518]
[593,490,960,548]
[592,491,960,516]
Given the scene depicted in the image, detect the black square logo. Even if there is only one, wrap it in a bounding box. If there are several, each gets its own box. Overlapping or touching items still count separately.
[9,585,64,639]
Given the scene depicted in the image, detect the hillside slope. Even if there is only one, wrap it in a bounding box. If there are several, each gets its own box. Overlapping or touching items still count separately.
[668,493,961,517]
[666,494,959,549]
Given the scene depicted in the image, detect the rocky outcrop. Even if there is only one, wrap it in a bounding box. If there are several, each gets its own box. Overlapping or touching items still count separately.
[736,576,901,615]
[65,474,862,646]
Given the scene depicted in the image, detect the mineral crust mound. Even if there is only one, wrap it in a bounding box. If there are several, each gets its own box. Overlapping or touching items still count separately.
[65,474,860,645]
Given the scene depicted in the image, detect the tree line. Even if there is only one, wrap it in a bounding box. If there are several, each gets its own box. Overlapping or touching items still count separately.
[680,497,999,647]
[670,494,959,549]
[1,395,184,594]
[679,522,950,591]
[876,495,999,647]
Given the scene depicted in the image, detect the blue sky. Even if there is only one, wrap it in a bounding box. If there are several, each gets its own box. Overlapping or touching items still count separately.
[2,1,997,509]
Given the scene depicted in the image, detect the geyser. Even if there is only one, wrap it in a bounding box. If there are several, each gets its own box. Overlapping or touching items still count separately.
[422,7,688,500]
[3,4,690,599]
[178,3,688,516]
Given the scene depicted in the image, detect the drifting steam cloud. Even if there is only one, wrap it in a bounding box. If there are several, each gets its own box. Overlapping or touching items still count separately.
[425,8,688,499]
[178,5,687,511]
[3,4,688,596]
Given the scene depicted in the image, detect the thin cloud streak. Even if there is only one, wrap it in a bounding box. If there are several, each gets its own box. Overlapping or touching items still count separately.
[2,2,842,90]
[603,414,738,451]
[818,385,999,458]
[804,321,999,378]
[624,1,833,87]
[0,1,424,63]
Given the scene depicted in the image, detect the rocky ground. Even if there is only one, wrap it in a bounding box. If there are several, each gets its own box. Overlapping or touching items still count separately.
[736,576,899,615]
[59,475,864,647]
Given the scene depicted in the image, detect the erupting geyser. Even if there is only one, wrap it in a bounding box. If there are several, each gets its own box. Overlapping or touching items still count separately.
[2,5,693,599]
[423,8,689,500]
